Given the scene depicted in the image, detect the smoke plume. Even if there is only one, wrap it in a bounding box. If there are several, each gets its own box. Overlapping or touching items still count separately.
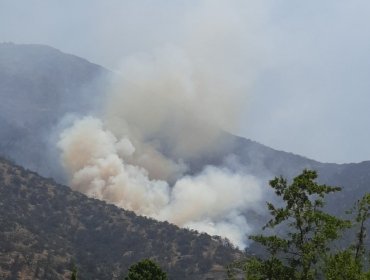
[58,115,264,248]
[57,1,267,248]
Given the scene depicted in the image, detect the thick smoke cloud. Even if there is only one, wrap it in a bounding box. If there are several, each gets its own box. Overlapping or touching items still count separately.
[57,1,267,248]
[58,117,264,248]
[106,45,246,162]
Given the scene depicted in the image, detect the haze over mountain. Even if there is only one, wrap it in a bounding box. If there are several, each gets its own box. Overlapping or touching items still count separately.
[0,43,368,249]
[3,1,370,163]
[0,43,109,182]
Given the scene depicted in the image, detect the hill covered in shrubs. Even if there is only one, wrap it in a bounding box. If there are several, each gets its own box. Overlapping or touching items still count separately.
[0,158,242,280]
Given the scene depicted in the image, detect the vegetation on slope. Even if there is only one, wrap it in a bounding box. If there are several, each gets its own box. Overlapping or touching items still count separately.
[124,259,167,280]
[0,158,242,280]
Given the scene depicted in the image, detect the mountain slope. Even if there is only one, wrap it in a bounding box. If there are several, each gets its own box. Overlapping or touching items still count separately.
[0,42,110,181]
[0,158,242,280]
[0,43,368,255]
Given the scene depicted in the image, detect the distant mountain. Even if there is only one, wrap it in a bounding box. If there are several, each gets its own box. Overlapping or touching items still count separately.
[225,134,370,214]
[0,42,110,181]
[185,131,369,216]
[0,158,242,280]
[0,43,368,251]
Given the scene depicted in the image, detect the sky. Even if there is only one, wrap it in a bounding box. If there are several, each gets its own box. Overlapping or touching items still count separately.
[1,0,370,164]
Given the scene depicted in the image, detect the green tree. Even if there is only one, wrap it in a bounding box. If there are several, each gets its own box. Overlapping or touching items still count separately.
[71,265,77,280]
[125,259,167,280]
[231,170,350,280]
[324,193,370,279]
[353,193,370,264]
[324,249,369,280]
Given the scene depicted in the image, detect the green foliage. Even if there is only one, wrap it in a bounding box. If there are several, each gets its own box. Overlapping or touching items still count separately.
[353,194,370,264]
[324,193,370,280]
[125,259,167,280]
[229,169,358,280]
[71,265,77,280]
[324,250,370,280]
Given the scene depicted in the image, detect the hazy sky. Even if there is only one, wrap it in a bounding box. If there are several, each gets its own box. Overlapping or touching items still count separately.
[1,0,370,163]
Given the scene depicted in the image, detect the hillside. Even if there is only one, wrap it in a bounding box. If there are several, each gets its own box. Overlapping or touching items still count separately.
[0,158,243,279]
[0,42,110,181]
[0,43,368,256]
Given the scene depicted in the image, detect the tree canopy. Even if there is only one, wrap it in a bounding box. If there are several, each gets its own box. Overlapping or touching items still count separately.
[228,169,370,280]
[125,259,167,280]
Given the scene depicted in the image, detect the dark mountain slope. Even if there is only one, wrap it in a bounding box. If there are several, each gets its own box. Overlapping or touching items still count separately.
[0,158,242,280]
[0,42,110,180]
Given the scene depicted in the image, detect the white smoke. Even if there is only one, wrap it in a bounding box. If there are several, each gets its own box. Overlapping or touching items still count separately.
[105,45,247,162]
[58,116,264,248]
[57,1,267,248]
